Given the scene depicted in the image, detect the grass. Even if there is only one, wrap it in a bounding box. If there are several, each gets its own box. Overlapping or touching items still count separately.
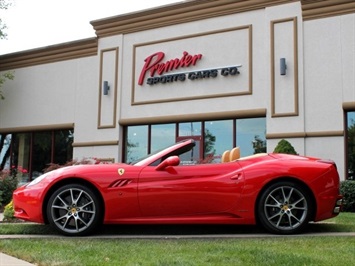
[1,237,354,266]
[0,213,354,266]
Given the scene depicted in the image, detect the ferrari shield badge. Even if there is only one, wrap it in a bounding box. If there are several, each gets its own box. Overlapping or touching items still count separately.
[118,168,125,176]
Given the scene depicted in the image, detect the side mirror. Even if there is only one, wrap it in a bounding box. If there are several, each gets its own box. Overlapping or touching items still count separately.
[155,156,180,171]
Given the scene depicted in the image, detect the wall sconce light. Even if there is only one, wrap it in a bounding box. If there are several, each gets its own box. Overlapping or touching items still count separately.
[280,58,287,75]
[103,81,110,95]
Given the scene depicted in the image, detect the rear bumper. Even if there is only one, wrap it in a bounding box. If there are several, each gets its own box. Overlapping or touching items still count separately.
[333,196,343,214]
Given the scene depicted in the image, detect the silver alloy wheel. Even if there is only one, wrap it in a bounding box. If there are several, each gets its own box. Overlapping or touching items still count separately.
[50,187,96,234]
[263,185,308,231]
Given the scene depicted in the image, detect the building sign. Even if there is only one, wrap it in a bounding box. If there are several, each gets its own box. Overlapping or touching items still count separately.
[138,51,241,86]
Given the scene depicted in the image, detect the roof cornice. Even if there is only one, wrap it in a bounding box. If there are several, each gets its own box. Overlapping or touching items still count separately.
[0,38,97,71]
[91,0,297,37]
[1,0,353,70]
[301,0,355,21]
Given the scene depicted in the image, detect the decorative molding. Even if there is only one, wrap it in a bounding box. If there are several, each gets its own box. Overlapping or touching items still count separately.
[91,0,298,37]
[266,130,344,139]
[0,38,97,71]
[0,123,74,134]
[132,25,253,105]
[72,140,119,147]
[270,17,299,117]
[97,48,119,129]
[97,158,115,163]
[343,101,355,110]
[0,1,352,70]
[119,108,267,126]
[301,0,355,21]
[91,0,354,36]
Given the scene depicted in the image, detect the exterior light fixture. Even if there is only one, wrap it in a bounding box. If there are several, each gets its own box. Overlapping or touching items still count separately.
[103,81,110,95]
[280,58,287,75]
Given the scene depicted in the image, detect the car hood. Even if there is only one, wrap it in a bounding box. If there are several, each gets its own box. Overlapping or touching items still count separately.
[25,163,132,188]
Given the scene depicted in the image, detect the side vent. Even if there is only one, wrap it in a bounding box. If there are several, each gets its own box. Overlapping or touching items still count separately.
[109,179,132,188]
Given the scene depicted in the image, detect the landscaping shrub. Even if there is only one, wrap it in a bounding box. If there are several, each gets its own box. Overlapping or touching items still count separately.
[0,170,18,207]
[340,180,355,212]
[273,139,298,155]
[3,200,15,221]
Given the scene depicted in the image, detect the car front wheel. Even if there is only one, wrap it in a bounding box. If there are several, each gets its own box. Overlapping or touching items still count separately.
[46,183,102,236]
[257,181,312,234]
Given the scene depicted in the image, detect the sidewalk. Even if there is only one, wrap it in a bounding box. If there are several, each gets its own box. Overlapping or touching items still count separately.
[0,212,36,266]
[0,252,35,266]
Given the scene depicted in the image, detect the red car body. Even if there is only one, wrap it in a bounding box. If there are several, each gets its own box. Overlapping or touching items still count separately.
[13,139,342,236]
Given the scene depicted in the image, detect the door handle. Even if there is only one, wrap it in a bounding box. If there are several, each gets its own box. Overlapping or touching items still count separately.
[231,173,242,180]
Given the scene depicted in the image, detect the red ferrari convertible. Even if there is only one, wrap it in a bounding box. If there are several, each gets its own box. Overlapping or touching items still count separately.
[13,139,342,236]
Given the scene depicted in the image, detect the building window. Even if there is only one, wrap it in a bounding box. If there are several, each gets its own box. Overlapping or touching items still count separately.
[237,117,266,156]
[151,124,176,152]
[205,120,233,163]
[124,117,266,164]
[0,129,73,184]
[346,111,355,180]
[125,125,148,163]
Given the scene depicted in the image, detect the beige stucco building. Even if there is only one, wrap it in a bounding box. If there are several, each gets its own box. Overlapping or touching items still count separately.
[0,0,354,182]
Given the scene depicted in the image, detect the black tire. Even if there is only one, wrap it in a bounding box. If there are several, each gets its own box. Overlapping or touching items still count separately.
[46,183,102,236]
[257,181,313,234]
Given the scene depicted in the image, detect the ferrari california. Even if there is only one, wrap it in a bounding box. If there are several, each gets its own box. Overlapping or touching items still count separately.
[12,139,342,236]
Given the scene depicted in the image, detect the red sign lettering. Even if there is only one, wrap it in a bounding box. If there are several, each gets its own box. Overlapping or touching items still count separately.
[138,51,203,85]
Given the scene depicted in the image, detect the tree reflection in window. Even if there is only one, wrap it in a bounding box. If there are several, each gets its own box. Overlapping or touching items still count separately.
[347,111,355,180]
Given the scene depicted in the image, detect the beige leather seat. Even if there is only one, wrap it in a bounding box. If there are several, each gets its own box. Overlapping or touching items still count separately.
[230,147,241,161]
[221,150,230,163]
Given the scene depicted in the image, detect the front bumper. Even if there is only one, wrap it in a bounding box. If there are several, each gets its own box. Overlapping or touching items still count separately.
[12,184,46,224]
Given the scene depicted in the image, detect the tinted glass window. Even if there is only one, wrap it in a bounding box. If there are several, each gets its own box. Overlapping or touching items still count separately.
[126,125,148,164]
[347,111,355,180]
[178,122,201,137]
[1,129,73,184]
[54,130,74,165]
[151,124,176,152]
[237,117,266,156]
[124,117,266,164]
[204,120,233,163]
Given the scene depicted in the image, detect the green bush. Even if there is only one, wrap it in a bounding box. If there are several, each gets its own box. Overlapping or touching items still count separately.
[340,180,355,212]
[0,170,18,207]
[273,139,298,155]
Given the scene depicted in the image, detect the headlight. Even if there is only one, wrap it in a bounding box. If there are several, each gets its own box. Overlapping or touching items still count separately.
[26,172,50,187]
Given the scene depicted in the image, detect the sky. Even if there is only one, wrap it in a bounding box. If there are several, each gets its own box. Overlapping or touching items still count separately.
[0,0,182,55]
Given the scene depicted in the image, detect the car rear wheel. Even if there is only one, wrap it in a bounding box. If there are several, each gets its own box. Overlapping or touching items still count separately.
[46,183,102,236]
[257,181,312,234]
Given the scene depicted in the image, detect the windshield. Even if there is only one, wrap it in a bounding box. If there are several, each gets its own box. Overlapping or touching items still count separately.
[129,146,167,165]
[131,139,196,166]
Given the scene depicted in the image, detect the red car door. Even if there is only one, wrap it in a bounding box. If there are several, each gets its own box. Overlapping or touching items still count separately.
[138,163,244,217]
